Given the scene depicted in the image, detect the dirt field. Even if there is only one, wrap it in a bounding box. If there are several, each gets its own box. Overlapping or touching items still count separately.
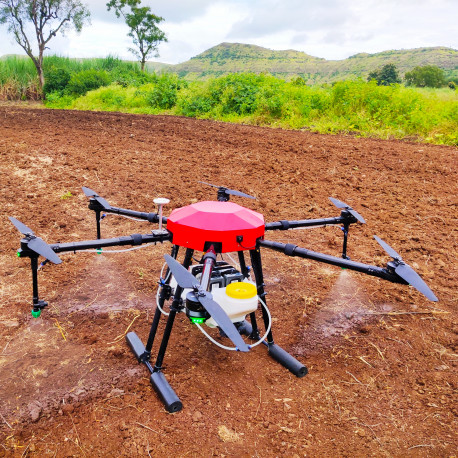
[0,105,456,457]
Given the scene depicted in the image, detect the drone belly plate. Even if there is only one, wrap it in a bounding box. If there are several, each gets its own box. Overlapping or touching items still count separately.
[167,201,265,253]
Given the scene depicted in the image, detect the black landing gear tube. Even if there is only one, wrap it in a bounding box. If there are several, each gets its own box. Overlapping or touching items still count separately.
[126,247,194,413]
[249,246,308,378]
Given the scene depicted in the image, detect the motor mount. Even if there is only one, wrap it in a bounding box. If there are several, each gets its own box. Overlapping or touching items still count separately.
[185,291,210,324]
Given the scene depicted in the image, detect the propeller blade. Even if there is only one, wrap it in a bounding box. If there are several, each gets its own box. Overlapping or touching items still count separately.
[329,197,366,224]
[373,235,402,260]
[164,254,200,289]
[28,238,62,264]
[198,182,255,200]
[349,209,365,224]
[198,181,220,189]
[374,235,437,301]
[9,217,35,236]
[225,188,256,200]
[329,197,347,209]
[82,186,97,197]
[163,254,250,351]
[198,294,250,352]
[82,186,111,210]
[395,264,438,302]
[9,217,62,264]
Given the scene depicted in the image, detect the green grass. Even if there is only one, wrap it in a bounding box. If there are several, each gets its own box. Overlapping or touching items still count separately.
[1,55,456,145]
[50,74,457,145]
[0,55,145,100]
[70,84,160,113]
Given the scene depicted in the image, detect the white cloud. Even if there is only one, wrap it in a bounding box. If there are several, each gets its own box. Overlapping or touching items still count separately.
[159,3,250,63]
[0,0,456,64]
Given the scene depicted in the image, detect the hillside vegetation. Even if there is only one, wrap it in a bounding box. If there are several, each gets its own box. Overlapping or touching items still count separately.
[2,43,457,87]
[173,43,458,83]
[1,48,457,146]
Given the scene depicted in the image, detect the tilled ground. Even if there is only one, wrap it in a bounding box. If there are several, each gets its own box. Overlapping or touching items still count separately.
[0,105,456,456]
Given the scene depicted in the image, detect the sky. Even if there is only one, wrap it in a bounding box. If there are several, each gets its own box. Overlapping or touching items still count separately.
[0,0,456,64]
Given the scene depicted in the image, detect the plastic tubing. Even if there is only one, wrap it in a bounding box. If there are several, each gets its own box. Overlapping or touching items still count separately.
[116,214,146,222]
[77,243,154,254]
[195,296,272,351]
[38,243,153,269]
[155,262,173,316]
[156,283,169,316]
[154,260,271,351]
[224,252,253,281]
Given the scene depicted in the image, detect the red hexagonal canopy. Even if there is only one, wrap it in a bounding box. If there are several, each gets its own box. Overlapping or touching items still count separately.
[167,201,265,253]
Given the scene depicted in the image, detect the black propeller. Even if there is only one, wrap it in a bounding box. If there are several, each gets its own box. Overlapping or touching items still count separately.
[82,186,112,210]
[9,217,62,264]
[199,182,256,200]
[374,235,438,302]
[329,197,366,224]
[164,254,250,352]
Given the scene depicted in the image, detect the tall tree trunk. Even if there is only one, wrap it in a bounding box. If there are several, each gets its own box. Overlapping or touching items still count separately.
[34,62,45,89]
[29,54,44,91]
[37,49,44,90]
[33,57,45,90]
[38,66,45,90]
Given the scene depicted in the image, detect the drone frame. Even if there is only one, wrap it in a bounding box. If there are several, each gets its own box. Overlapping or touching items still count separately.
[10,186,437,412]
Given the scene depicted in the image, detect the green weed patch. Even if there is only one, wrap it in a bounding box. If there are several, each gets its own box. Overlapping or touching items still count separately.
[1,56,456,145]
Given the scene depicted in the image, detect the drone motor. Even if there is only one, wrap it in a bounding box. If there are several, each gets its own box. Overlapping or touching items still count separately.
[185,291,210,324]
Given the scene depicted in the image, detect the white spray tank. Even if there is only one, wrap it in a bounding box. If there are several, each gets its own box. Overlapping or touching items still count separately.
[168,275,258,326]
[205,281,258,328]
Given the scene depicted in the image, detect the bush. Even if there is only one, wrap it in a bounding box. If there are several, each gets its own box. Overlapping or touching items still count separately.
[43,66,71,95]
[218,73,261,115]
[291,76,307,86]
[177,83,217,117]
[66,69,111,96]
[145,74,181,109]
[255,86,283,118]
[367,64,401,86]
[111,69,157,87]
[405,65,446,88]
[44,91,76,108]
[177,74,281,118]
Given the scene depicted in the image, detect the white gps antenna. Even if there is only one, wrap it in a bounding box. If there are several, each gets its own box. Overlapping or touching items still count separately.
[154,198,170,231]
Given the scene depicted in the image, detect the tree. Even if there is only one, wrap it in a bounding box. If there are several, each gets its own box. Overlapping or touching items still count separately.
[0,0,90,89]
[106,0,166,72]
[367,63,401,86]
[404,65,446,88]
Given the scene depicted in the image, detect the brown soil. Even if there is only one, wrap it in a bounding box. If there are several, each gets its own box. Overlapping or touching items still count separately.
[0,106,456,457]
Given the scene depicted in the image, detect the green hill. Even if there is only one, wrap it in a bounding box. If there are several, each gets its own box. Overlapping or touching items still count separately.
[171,43,458,83]
[3,43,457,84]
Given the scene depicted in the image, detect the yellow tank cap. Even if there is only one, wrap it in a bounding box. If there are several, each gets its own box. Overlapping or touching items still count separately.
[226,282,257,299]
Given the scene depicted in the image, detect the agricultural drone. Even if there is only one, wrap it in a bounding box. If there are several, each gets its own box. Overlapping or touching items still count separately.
[10,184,438,412]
